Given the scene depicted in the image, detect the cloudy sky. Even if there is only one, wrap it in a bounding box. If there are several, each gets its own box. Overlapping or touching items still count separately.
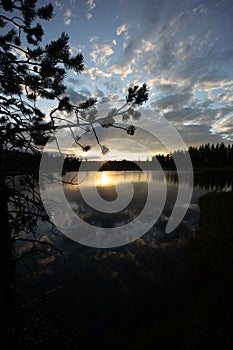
[41,0,233,159]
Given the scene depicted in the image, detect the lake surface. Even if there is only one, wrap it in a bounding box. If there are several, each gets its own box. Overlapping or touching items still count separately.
[62,170,201,238]
[17,169,233,278]
[15,170,233,346]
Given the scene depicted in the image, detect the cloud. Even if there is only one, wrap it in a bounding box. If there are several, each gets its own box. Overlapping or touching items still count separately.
[104,78,124,96]
[89,36,99,42]
[69,45,85,55]
[211,113,233,139]
[67,77,85,87]
[56,0,233,146]
[107,2,233,145]
[115,2,229,83]
[86,13,93,20]
[66,87,91,104]
[87,0,96,10]
[63,8,73,25]
[55,1,64,10]
[84,67,112,80]
[177,124,225,146]
[94,88,112,104]
[116,24,127,36]
[154,93,193,111]
[123,38,138,59]
[73,122,167,158]
[140,39,156,53]
[86,0,96,19]
[109,56,137,80]
[163,107,212,125]
[110,63,132,80]
[90,43,114,65]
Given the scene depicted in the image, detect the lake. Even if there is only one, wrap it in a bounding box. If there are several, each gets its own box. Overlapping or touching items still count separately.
[62,170,201,239]
[15,169,233,347]
[59,169,232,241]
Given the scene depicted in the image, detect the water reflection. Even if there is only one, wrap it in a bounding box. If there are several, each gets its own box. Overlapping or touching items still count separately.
[63,170,148,188]
[165,169,233,191]
[15,169,233,347]
[63,169,233,191]
[61,170,232,236]
[63,171,149,228]
[97,172,111,187]
[194,170,233,191]
[62,171,183,233]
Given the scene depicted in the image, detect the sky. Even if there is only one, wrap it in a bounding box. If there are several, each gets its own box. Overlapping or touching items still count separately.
[38,0,233,159]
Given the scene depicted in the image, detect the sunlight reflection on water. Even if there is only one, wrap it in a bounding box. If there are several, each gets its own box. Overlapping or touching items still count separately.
[63,170,149,188]
[61,171,194,233]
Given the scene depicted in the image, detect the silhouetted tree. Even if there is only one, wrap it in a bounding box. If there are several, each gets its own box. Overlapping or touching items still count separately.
[0,0,149,344]
[188,143,233,168]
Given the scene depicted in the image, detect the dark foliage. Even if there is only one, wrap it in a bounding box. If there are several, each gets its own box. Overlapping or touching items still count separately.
[188,142,233,168]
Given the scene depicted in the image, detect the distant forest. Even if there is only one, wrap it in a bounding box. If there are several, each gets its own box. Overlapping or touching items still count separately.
[186,143,233,168]
[50,142,233,171]
[3,142,233,174]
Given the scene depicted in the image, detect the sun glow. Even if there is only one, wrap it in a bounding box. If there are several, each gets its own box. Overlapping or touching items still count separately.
[96,172,112,187]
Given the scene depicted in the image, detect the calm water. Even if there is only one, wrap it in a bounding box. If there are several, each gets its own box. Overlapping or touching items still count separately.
[17,169,233,276]
[62,170,202,236]
[15,170,233,344]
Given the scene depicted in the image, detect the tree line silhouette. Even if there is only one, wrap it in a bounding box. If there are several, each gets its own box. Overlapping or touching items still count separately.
[154,142,233,169]
[187,143,233,168]
[63,142,233,170]
[3,142,233,174]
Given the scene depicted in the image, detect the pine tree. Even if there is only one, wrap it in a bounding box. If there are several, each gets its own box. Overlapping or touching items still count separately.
[0,0,148,341]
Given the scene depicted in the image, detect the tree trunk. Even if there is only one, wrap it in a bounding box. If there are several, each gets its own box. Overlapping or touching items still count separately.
[0,144,19,346]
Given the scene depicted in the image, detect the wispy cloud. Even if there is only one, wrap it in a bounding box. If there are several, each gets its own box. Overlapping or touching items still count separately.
[211,113,233,139]
[84,67,112,80]
[63,8,73,25]
[90,43,114,66]
[89,36,99,42]
[116,24,127,36]
[55,0,64,10]
[86,0,96,20]
[66,87,91,104]
[110,59,135,80]
[87,0,96,10]
[56,0,233,145]
[69,45,86,55]
[86,13,93,20]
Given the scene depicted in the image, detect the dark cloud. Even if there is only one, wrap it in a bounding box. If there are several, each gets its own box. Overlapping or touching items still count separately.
[154,93,192,110]
[123,38,138,59]
[67,77,85,85]
[101,96,111,103]
[177,124,224,145]
[163,108,201,122]
[66,87,91,104]
[95,87,105,97]
[103,78,124,96]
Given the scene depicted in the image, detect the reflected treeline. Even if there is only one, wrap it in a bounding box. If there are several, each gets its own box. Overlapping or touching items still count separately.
[194,170,233,190]
[165,170,233,190]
